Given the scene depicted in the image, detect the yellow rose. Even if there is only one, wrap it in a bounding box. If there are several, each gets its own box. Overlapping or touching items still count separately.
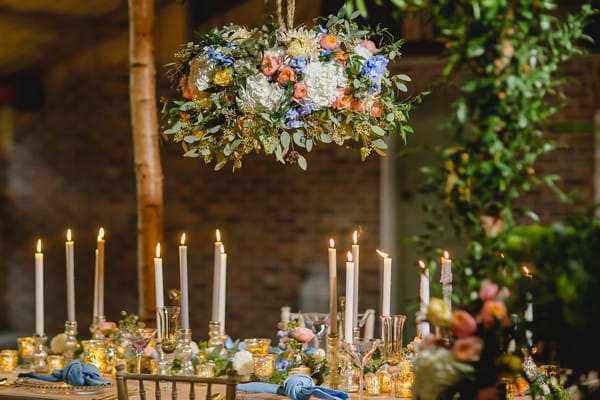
[427,298,452,327]
[213,69,233,87]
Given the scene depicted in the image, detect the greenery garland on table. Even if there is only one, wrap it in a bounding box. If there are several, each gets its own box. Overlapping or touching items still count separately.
[161,10,422,171]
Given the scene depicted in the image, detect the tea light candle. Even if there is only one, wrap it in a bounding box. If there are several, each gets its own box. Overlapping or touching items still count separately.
[154,243,164,309]
[328,239,337,335]
[34,239,44,336]
[65,229,75,322]
[344,252,355,344]
[418,260,430,337]
[179,233,190,329]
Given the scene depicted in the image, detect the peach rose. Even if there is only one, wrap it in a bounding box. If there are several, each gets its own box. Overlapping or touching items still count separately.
[320,35,339,50]
[452,337,484,362]
[360,40,378,55]
[351,100,366,113]
[260,55,282,78]
[449,310,477,338]
[333,96,352,110]
[277,65,297,86]
[292,327,315,343]
[476,387,501,400]
[370,99,383,118]
[479,281,499,301]
[478,300,508,326]
[293,81,308,99]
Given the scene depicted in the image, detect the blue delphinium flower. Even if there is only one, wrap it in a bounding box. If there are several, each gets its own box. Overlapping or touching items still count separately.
[277,330,288,338]
[298,103,314,116]
[278,342,287,351]
[285,109,300,121]
[320,50,332,57]
[207,46,234,66]
[360,55,389,94]
[289,57,307,73]
[316,24,328,34]
[286,120,305,129]
[276,359,292,372]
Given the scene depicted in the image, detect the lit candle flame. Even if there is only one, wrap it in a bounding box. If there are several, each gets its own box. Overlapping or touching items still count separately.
[36,239,42,253]
[418,260,426,270]
[353,230,358,244]
[329,238,335,248]
[443,250,450,259]
[522,265,531,277]
[155,243,161,258]
[347,251,353,262]
[500,252,505,259]
[181,233,186,246]
[98,227,105,241]
[66,228,72,241]
[216,229,221,242]
[376,249,389,258]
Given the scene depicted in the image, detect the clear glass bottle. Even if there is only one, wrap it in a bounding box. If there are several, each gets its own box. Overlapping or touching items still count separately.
[174,329,194,376]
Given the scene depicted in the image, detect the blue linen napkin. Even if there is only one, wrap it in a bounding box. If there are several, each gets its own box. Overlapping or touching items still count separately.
[238,374,348,400]
[18,360,110,386]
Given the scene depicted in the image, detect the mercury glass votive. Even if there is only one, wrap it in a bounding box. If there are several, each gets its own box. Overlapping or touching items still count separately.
[394,358,414,398]
[18,337,36,365]
[244,338,271,355]
[289,366,311,376]
[46,355,65,371]
[376,369,392,393]
[365,373,381,396]
[253,354,276,382]
[0,350,19,372]
[82,339,108,374]
[196,361,216,378]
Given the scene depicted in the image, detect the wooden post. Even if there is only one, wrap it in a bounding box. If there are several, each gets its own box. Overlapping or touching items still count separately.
[128,0,163,323]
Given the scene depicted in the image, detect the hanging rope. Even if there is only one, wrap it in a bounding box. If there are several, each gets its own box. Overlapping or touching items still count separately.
[275,0,295,29]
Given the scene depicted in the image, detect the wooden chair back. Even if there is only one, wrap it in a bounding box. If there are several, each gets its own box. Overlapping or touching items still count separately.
[115,364,238,400]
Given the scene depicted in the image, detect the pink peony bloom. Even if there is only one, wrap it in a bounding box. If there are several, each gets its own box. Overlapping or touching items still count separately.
[479,280,499,301]
[476,387,501,400]
[478,300,508,326]
[143,346,155,358]
[450,310,478,338]
[359,40,378,55]
[320,35,339,50]
[260,56,282,78]
[293,81,307,99]
[277,65,297,86]
[292,327,315,343]
[452,337,484,362]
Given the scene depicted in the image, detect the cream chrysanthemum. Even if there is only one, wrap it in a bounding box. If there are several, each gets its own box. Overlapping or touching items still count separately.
[303,61,347,108]
[189,52,216,92]
[278,28,320,60]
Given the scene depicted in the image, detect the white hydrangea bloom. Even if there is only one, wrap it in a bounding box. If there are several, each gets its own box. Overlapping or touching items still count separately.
[413,347,462,400]
[232,350,254,376]
[303,62,347,109]
[236,74,285,113]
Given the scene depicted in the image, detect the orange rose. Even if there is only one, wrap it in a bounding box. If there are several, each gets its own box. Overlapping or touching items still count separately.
[260,55,282,78]
[370,99,383,118]
[334,50,349,63]
[478,300,508,326]
[180,76,192,100]
[351,100,366,113]
[333,96,352,110]
[320,35,339,50]
[277,66,297,86]
[452,337,484,362]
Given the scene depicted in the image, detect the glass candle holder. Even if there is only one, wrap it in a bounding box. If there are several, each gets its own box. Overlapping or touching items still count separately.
[82,339,108,374]
[253,354,276,382]
[244,338,271,355]
[377,369,392,393]
[394,358,414,398]
[365,373,381,396]
[18,337,36,365]
[289,366,311,376]
[46,355,65,371]
[0,350,19,372]
[196,361,216,378]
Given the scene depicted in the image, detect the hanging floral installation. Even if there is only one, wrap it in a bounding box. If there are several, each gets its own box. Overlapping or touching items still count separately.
[162,3,421,171]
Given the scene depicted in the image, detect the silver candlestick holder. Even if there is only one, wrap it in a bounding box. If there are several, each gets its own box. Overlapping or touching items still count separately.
[174,329,194,376]
[90,315,106,340]
[32,334,48,372]
[63,320,78,362]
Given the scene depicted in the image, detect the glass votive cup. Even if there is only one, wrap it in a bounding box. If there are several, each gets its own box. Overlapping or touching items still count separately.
[244,338,271,355]
[394,359,414,398]
[253,354,276,382]
[18,337,36,364]
[46,355,65,371]
[0,350,19,372]
[82,339,108,374]
[376,369,392,393]
[540,364,560,377]
[196,361,216,378]
[289,366,311,376]
[365,372,381,395]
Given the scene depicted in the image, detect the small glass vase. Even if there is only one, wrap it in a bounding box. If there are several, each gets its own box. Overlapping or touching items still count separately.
[157,306,180,375]
[82,339,108,374]
[174,329,194,376]
[380,315,407,398]
[62,321,78,362]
